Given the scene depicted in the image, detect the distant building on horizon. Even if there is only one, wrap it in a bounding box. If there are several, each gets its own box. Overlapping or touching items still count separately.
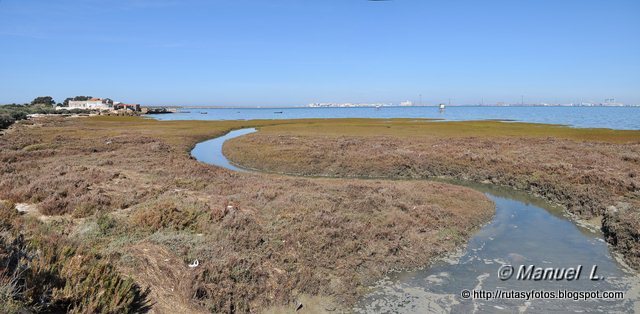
[56,97,141,112]
[307,102,391,108]
[63,98,112,110]
[601,98,624,106]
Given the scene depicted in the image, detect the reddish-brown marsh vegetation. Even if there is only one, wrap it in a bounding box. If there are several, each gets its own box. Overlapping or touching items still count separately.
[0,116,493,312]
[224,119,640,269]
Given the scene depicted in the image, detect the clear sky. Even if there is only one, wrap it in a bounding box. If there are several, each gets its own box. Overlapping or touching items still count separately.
[1,0,638,106]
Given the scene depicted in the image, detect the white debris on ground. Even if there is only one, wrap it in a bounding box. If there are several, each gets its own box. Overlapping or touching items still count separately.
[15,203,37,214]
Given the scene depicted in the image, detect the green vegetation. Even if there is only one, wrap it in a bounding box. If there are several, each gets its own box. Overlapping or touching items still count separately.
[244,118,640,143]
[0,95,117,130]
[0,102,91,130]
[30,96,56,106]
[0,104,40,129]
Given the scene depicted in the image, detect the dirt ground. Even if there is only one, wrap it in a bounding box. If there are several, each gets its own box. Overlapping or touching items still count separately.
[0,116,493,313]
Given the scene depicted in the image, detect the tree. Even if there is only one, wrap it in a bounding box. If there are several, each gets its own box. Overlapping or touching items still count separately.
[0,113,15,129]
[31,96,55,106]
[63,96,93,107]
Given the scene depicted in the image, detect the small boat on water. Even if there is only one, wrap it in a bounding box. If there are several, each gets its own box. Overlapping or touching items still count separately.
[439,104,446,110]
[274,111,283,114]
[200,112,208,114]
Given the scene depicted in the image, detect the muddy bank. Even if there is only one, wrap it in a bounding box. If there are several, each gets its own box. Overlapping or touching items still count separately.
[224,121,640,269]
[0,116,494,312]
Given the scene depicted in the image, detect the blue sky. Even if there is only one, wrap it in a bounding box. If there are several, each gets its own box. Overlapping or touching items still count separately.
[1,0,638,106]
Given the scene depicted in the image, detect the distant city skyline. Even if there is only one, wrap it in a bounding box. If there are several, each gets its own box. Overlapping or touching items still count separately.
[1,0,638,106]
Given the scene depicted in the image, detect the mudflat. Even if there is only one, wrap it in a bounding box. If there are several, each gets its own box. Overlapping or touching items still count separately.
[224,119,640,270]
[0,116,493,313]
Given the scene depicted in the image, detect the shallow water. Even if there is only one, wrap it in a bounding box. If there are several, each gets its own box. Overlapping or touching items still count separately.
[353,184,639,313]
[151,106,640,130]
[191,128,640,313]
[190,128,256,172]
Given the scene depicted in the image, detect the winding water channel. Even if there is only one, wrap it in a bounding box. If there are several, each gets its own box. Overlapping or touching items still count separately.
[191,128,640,313]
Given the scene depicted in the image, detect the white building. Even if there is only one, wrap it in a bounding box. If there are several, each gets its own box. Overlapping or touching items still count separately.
[59,98,112,110]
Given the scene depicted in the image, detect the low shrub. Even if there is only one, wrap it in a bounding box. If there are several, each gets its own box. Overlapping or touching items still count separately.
[0,228,151,313]
[0,201,17,228]
[129,195,210,232]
